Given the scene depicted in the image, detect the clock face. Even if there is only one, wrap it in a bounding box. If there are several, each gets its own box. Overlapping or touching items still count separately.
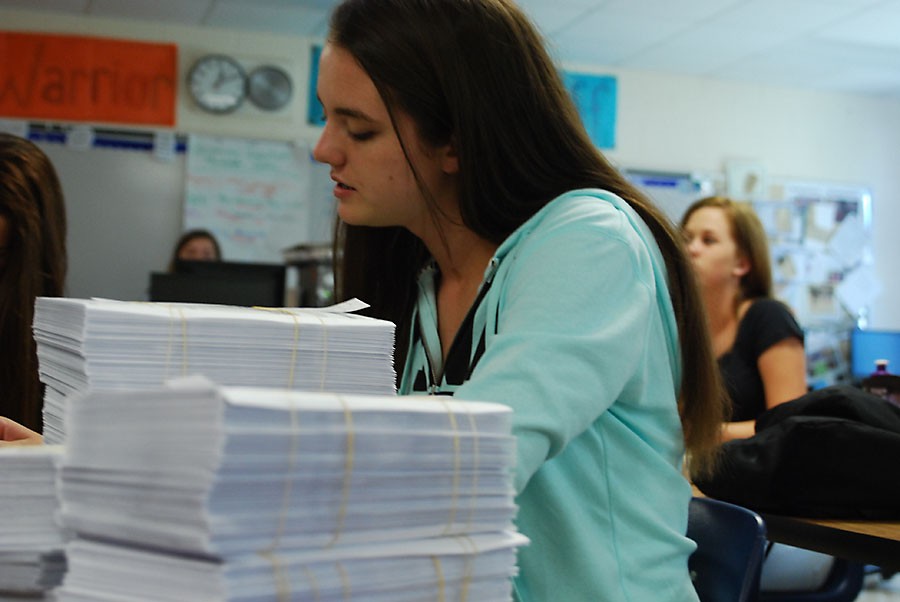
[187,55,247,114]
[247,65,293,111]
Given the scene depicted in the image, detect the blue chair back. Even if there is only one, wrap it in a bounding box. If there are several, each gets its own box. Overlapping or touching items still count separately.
[688,496,767,602]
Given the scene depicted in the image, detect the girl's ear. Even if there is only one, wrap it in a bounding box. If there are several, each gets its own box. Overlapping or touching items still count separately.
[440,137,459,175]
[733,255,751,278]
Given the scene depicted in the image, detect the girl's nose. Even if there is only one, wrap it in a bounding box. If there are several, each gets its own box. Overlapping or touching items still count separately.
[685,237,701,256]
[312,123,342,167]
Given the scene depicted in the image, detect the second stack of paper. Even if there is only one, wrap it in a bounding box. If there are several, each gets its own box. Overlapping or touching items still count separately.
[55,379,527,601]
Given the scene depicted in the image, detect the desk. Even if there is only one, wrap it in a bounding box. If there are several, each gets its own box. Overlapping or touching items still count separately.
[692,486,900,572]
[761,513,900,573]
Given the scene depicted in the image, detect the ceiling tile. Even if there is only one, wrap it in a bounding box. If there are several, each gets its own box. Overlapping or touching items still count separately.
[701,0,864,32]
[553,11,688,65]
[204,2,330,37]
[817,1,900,49]
[588,0,741,21]
[515,1,604,37]
[622,22,796,75]
[519,0,614,11]
[88,0,210,25]
[0,0,87,13]
[714,37,900,95]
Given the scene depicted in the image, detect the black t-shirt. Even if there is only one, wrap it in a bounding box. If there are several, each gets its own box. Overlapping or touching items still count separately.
[718,298,804,422]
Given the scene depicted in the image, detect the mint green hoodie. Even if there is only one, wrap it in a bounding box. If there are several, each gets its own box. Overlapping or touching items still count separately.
[400,189,698,601]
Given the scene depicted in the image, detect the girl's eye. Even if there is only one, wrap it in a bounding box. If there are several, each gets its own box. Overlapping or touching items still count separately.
[349,131,374,141]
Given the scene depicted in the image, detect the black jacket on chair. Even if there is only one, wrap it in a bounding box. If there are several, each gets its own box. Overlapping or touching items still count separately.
[694,385,900,519]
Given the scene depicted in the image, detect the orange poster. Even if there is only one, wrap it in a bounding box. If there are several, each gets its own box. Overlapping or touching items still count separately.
[0,32,177,126]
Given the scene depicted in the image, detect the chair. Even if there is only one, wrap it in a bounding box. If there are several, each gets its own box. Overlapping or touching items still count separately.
[759,558,865,602]
[687,496,767,602]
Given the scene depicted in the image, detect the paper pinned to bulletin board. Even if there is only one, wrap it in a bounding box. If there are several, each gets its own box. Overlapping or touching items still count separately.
[759,179,874,327]
[183,134,334,263]
[757,179,876,387]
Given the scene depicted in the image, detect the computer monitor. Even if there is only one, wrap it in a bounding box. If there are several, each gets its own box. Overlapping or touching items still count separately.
[850,328,900,381]
[149,260,287,307]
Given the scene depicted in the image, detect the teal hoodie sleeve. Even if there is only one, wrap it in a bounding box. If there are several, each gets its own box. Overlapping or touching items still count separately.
[455,190,682,493]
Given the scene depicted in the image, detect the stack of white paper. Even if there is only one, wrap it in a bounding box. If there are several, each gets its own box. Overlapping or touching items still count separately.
[0,446,66,598]
[55,379,526,601]
[60,533,522,601]
[33,297,397,444]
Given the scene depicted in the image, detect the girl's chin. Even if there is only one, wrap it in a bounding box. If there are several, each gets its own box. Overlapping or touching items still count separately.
[336,208,372,227]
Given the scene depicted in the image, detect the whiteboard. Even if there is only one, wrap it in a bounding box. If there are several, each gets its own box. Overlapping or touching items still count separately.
[184,134,335,263]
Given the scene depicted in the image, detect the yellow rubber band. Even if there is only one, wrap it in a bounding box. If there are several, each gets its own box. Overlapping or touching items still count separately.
[163,305,189,379]
[431,556,446,602]
[258,550,290,602]
[437,398,461,536]
[178,307,188,376]
[325,394,354,548]
[336,561,352,601]
[462,406,480,533]
[303,566,320,602]
[258,392,301,600]
[457,535,478,602]
[252,307,302,389]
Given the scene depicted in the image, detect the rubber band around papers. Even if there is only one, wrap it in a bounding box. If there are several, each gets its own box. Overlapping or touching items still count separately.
[258,390,301,601]
[303,566,320,602]
[456,534,478,602]
[325,395,355,549]
[257,550,290,602]
[436,399,482,537]
[437,398,462,536]
[257,391,351,597]
[163,305,188,379]
[252,306,330,390]
[316,311,328,390]
[336,561,352,600]
[251,307,301,389]
[265,391,301,553]
[461,406,481,535]
[431,556,447,602]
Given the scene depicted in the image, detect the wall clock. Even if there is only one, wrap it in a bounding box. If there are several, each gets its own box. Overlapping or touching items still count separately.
[247,65,294,111]
[187,54,247,114]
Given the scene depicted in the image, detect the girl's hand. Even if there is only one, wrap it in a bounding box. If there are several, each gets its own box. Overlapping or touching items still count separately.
[0,416,43,446]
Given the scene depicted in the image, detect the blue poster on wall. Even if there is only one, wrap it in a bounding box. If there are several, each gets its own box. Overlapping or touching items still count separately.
[562,72,617,149]
[307,45,325,126]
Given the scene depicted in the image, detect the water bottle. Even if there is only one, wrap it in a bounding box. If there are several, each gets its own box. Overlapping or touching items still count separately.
[862,359,900,407]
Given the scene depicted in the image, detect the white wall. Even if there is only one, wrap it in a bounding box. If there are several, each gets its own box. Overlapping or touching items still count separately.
[39,143,186,302]
[590,66,900,329]
[3,9,899,328]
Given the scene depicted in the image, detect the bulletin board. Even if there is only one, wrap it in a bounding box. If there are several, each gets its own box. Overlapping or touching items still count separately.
[756,179,875,387]
[183,134,335,263]
[627,167,875,388]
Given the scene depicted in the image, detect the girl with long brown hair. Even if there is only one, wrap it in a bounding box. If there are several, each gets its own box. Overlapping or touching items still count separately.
[315,1,726,598]
[0,133,67,439]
